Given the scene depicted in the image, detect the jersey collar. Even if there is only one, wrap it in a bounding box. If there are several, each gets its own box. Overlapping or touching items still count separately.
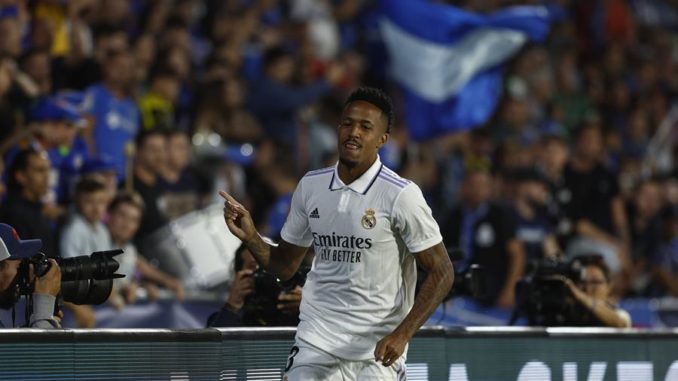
[329,155,383,194]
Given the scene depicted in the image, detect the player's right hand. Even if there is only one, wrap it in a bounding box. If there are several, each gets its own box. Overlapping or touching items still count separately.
[219,191,257,243]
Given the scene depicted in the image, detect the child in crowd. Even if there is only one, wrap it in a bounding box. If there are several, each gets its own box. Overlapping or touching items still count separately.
[60,177,111,258]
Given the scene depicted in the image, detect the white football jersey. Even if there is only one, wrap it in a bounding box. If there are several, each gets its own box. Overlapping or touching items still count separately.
[281,156,443,360]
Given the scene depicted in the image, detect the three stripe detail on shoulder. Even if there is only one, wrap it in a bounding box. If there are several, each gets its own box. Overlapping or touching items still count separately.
[378,168,409,188]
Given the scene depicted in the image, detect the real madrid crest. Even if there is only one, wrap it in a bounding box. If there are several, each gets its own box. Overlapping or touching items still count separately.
[361,208,377,229]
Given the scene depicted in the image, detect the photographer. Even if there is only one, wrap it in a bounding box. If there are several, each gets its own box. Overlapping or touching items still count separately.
[560,256,631,328]
[207,244,303,327]
[0,223,61,328]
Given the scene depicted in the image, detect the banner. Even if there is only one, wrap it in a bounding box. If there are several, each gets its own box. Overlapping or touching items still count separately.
[379,0,554,140]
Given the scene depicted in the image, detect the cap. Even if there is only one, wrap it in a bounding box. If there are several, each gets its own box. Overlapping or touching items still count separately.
[0,223,42,261]
[0,237,10,261]
[31,98,85,127]
[56,90,86,108]
[81,155,118,175]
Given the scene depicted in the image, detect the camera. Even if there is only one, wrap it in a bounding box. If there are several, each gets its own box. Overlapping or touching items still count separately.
[447,263,485,301]
[418,248,486,301]
[242,266,309,326]
[16,250,124,305]
[447,248,486,300]
[513,256,596,326]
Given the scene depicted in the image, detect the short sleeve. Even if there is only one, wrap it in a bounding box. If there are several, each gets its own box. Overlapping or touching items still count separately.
[280,180,314,247]
[392,184,443,253]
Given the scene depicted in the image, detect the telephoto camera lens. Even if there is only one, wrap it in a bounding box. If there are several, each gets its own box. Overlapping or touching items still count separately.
[22,250,124,305]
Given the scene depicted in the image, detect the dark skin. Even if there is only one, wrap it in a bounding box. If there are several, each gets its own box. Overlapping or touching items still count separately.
[221,99,454,367]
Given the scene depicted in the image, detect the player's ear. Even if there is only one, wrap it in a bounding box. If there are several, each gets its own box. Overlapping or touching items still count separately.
[377,132,389,148]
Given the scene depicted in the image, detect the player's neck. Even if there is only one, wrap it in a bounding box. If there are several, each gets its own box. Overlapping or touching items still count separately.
[337,156,377,185]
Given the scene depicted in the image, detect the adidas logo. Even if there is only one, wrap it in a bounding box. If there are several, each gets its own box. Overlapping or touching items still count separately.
[309,208,320,219]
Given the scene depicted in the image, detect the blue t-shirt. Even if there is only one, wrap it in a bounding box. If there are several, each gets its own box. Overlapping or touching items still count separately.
[47,137,89,204]
[83,84,140,180]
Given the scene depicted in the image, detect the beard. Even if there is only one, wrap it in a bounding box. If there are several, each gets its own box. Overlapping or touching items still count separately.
[339,156,358,169]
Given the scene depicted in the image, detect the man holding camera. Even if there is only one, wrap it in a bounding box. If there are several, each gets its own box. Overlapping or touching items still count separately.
[561,256,631,328]
[207,244,303,327]
[0,223,61,328]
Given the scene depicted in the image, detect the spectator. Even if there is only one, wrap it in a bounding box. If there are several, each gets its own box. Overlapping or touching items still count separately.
[19,48,51,96]
[0,54,41,142]
[83,49,140,181]
[247,46,344,152]
[0,148,57,256]
[535,130,571,243]
[651,206,678,297]
[80,155,119,203]
[138,67,180,131]
[561,255,632,327]
[626,179,664,295]
[60,177,111,259]
[131,129,169,244]
[207,243,301,327]
[52,25,129,91]
[194,76,262,144]
[161,130,209,219]
[0,56,18,144]
[107,192,184,308]
[562,123,631,279]
[442,168,526,308]
[512,167,562,264]
[28,97,89,206]
[0,10,23,59]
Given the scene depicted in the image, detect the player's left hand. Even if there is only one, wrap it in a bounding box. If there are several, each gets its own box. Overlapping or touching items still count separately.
[374,331,409,367]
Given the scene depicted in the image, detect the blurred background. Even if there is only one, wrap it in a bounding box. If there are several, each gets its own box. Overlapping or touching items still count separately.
[0,0,676,329]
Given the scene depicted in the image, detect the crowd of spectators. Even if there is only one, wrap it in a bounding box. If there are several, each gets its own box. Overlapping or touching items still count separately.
[0,0,676,327]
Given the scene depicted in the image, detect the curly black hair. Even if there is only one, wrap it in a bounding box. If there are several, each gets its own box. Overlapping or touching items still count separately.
[344,87,394,133]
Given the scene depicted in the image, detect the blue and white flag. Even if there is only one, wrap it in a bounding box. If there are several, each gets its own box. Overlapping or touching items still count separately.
[379,0,554,140]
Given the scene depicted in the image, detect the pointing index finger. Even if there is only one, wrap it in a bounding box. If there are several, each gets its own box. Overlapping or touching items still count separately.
[219,190,237,203]
[220,191,244,209]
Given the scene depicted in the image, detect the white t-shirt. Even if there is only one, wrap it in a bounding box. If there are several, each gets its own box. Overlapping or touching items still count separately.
[113,242,139,288]
[281,156,443,360]
[60,214,112,259]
